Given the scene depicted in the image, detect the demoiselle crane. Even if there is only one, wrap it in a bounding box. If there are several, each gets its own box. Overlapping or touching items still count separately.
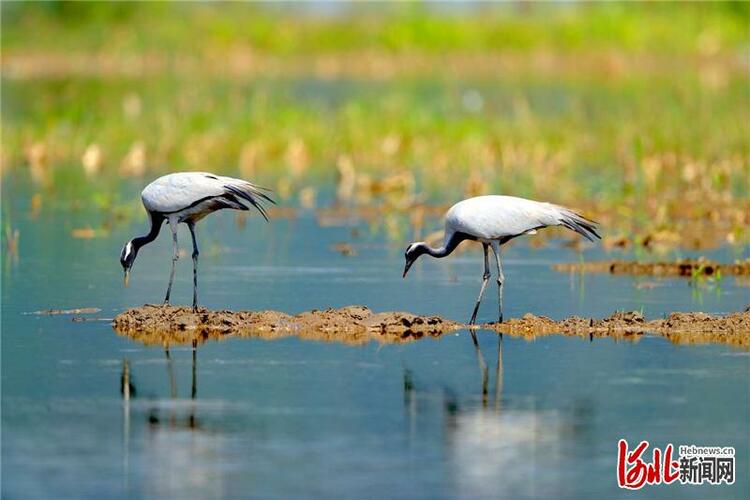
[402,195,600,324]
[120,172,274,311]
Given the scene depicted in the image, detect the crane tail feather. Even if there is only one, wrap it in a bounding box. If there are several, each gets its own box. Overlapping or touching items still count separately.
[224,183,275,222]
[556,207,601,242]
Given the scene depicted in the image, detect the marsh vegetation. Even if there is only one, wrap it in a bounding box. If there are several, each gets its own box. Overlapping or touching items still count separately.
[3,3,748,250]
[2,3,749,499]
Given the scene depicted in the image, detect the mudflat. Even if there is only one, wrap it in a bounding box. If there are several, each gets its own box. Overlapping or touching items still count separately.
[112,305,750,348]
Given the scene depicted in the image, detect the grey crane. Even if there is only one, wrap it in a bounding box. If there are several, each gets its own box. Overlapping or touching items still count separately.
[120,172,274,311]
[403,195,600,324]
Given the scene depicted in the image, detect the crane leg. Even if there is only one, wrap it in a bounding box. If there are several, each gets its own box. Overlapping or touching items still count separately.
[163,221,179,305]
[490,242,505,323]
[469,243,491,325]
[187,222,200,312]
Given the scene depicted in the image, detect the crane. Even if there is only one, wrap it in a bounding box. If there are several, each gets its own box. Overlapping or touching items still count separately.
[402,195,600,324]
[120,172,274,311]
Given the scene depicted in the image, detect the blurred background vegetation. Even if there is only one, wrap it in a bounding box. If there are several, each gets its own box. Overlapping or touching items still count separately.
[2,1,749,250]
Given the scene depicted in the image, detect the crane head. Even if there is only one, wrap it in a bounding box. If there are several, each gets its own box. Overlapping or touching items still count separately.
[120,240,137,286]
[403,242,426,278]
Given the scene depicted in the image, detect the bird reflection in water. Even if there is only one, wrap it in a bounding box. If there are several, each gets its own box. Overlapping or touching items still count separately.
[120,340,227,497]
[120,340,201,458]
[405,331,593,498]
[143,339,199,429]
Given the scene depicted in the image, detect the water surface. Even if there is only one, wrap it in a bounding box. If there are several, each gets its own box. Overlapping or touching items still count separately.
[2,195,749,499]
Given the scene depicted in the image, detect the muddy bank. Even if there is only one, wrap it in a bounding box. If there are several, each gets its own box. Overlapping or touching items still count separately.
[27,307,101,316]
[112,305,459,346]
[553,258,750,278]
[112,305,750,348]
[492,311,750,347]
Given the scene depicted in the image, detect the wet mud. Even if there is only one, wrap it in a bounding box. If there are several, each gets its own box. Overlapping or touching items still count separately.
[553,258,750,278]
[112,305,459,346]
[112,305,750,348]
[28,307,101,316]
[491,311,750,348]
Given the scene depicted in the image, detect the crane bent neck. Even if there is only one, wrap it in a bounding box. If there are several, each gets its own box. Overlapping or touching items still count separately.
[424,231,467,258]
[132,213,164,250]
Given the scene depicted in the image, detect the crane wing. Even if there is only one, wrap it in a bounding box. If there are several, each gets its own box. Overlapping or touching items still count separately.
[445,196,599,242]
[141,172,274,220]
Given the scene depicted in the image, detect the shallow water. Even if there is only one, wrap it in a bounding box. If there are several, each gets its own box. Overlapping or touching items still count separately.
[2,195,749,499]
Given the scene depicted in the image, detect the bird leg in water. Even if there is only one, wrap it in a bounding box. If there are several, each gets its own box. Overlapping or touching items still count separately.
[191,339,197,400]
[188,222,200,312]
[469,243,491,325]
[490,242,505,323]
[494,334,503,411]
[163,222,179,305]
[165,347,177,399]
[468,329,490,407]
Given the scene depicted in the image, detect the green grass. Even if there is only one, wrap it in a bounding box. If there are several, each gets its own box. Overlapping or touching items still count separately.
[1,2,748,247]
[2,2,747,56]
[4,76,747,201]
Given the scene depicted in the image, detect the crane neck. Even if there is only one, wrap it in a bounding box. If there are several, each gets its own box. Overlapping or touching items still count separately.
[132,213,164,250]
[424,231,466,258]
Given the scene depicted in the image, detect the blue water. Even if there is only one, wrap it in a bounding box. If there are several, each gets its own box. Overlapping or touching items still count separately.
[2,196,749,499]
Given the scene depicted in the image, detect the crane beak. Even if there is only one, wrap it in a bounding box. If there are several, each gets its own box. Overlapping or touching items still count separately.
[402,261,413,278]
[123,269,130,288]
